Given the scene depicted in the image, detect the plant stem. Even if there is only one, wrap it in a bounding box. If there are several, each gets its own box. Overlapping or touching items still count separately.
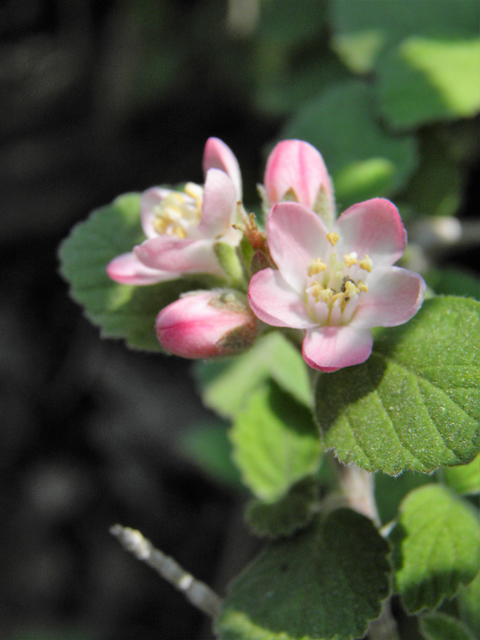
[110,524,222,619]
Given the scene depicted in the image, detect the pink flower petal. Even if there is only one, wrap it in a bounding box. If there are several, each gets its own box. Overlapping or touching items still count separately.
[203,137,242,199]
[248,268,316,329]
[140,187,172,238]
[351,266,426,329]
[134,237,223,276]
[335,198,406,266]
[264,140,334,211]
[267,202,329,293]
[302,325,374,372]
[198,169,237,239]
[106,252,178,284]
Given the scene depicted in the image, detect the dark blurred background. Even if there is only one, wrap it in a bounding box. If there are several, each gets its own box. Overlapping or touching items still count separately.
[1,0,479,639]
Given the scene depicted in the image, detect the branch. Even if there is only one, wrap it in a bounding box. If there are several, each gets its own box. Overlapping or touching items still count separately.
[110,524,222,619]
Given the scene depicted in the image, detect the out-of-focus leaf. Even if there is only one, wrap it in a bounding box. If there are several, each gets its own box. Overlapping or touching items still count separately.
[315,298,480,475]
[331,0,479,73]
[420,612,477,640]
[458,569,480,638]
[230,382,322,502]
[180,420,244,492]
[375,471,434,525]
[424,268,480,301]
[216,509,391,640]
[194,332,312,419]
[245,476,318,539]
[281,81,418,210]
[443,454,480,496]
[377,38,480,129]
[390,485,480,612]
[259,0,327,46]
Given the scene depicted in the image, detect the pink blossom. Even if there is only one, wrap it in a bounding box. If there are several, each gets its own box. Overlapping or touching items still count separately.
[248,199,426,372]
[107,138,242,285]
[156,290,258,359]
[261,140,336,219]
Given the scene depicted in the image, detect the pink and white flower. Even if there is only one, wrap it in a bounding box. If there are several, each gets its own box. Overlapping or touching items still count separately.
[260,139,336,220]
[107,138,242,285]
[248,198,426,372]
[156,290,258,359]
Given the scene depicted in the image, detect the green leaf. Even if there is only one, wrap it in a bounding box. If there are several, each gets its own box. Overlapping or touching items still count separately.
[330,0,479,73]
[424,268,480,301]
[179,420,245,492]
[375,471,434,525]
[216,509,391,640]
[458,569,480,638]
[59,194,221,351]
[230,382,322,502]
[442,454,480,496]
[259,0,327,46]
[377,37,480,129]
[245,476,318,539]
[281,81,418,210]
[194,332,312,419]
[315,297,480,475]
[390,485,480,612]
[420,612,477,640]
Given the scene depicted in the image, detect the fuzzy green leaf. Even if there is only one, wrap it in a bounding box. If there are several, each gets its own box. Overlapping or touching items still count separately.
[230,382,322,502]
[245,477,318,539]
[424,268,480,301]
[194,332,312,419]
[315,297,480,475]
[390,485,480,612]
[420,612,477,640]
[281,81,418,210]
[216,509,391,640]
[58,193,221,351]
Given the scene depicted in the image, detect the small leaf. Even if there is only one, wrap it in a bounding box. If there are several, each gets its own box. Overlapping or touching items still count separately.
[281,81,418,210]
[390,484,480,612]
[458,569,480,638]
[442,454,480,496]
[179,420,244,492]
[245,477,318,539]
[420,612,477,640]
[216,509,391,640]
[194,332,312,419]
[230,382,322,502]
[315,297,480,475]
[59,193,220,351]
[377,37,480,129]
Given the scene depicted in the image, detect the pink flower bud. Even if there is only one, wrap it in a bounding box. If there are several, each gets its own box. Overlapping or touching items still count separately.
[155,290,258,359]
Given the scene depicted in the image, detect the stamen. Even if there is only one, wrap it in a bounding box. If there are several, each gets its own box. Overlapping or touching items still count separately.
[326,232,339,246]
[344,252,358,267]
[308,259,327,276]
[358,283,369,293]
[318,287,332,303]
[184,182,203,200]
[306,283,323,300]
[359,255,373,272]
[331,292,345,307]
[344,280,359,299]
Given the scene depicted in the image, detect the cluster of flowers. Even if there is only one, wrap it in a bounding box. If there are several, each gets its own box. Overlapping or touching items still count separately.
[107,138,425,372]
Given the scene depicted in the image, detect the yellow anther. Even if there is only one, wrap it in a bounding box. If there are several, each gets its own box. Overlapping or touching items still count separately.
[318,287,333,303]
[184,182,203,200]
[306,283,323,299]
[173,226,187,239]
[358,283,369,293]
[331,292,345,307]
[344,253,358,267]
[344,280,359,299]
[326,232,339,246]
[359,255,373,272]
[308,259,327,276]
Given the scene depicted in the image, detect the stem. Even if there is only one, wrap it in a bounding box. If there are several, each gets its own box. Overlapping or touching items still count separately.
[334,461,380,526]
[110,524,222,619]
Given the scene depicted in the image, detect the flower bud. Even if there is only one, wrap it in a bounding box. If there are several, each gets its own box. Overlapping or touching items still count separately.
[155,290,258,359]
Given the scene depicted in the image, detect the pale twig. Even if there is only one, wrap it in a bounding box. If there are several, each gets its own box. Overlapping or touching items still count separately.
[110,524,222,619]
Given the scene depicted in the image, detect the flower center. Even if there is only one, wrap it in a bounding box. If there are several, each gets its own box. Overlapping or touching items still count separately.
[152,183,203,238]
[305,235,372,325]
